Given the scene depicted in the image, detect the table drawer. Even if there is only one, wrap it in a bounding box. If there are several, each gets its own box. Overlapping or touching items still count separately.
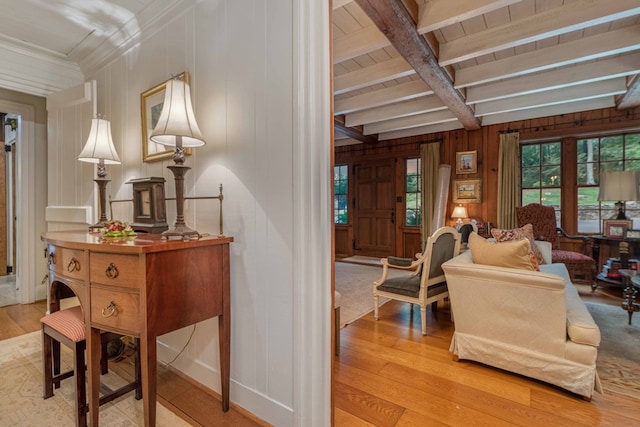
[49,246,85,280]
[90,253,141,289]
[90,287,140,333]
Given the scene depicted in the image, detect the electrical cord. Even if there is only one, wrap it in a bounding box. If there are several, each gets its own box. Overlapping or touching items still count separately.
[158,324,197,368]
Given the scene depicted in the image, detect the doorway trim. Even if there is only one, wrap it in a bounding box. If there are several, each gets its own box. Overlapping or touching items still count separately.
[0,99,37,304]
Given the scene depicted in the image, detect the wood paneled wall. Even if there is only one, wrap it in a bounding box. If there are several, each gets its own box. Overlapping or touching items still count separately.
[335,106,640,258]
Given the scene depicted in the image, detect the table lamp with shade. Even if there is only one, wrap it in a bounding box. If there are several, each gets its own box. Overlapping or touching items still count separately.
[78,115,121,231]
[597,171,640,220]
[149,74,206,239]
[451,205,468,230]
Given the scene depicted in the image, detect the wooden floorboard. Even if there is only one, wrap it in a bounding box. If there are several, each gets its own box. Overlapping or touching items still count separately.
[2,281,638,427]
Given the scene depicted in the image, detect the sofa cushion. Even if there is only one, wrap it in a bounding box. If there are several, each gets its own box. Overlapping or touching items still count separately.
[491,224,545,265]
[468,232,538,271]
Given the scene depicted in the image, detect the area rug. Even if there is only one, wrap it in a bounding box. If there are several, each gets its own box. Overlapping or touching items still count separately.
[336,261,404,328]
[0,331,190,426]
[586,302,640,400]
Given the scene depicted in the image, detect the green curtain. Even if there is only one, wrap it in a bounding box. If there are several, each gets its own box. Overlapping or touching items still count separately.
[497,132,520,229]
[421,142,440,244]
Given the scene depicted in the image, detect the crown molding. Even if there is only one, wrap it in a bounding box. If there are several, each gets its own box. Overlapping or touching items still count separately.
[0,40,83,97]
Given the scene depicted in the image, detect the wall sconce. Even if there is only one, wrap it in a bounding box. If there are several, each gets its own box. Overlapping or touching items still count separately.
[451,205,468,230]
[150,74,206,239]
[78,115,121,231]
[597,171,640,220]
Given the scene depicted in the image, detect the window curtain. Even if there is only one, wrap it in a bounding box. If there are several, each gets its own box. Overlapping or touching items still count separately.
[497,132,520,228]
[421,142,440,244]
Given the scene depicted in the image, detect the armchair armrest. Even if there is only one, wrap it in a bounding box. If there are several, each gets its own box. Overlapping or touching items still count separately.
[557,227,592,255]
[387,256,413,267]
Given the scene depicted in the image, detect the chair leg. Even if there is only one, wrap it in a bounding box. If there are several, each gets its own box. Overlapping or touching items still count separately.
[42,328,54,399]
[52,339,61,389]
[373,295,379,320]
[73,341,87,427]
[420,305,427,335]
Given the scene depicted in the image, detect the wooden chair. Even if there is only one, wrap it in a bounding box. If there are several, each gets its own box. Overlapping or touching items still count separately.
[41,306,141,427]
[373,226,461,335]
[516,203,595,287]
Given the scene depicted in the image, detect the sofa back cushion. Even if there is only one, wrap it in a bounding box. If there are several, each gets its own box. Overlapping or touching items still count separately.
[468,232,538,271]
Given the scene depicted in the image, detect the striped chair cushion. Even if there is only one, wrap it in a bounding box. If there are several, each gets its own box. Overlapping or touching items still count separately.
[40,306,85,342]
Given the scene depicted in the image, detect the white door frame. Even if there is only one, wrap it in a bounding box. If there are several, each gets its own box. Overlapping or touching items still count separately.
[0,99,37,304]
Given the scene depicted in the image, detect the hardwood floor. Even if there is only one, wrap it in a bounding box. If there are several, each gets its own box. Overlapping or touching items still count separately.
[0,300,264,427]
[334,283,640,426]
[3,283,638,427]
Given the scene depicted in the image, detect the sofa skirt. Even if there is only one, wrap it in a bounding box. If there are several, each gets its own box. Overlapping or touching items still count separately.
[450,332,602,399]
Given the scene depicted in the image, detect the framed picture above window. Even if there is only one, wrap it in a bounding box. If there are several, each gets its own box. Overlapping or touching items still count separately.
[452,179,481,203]
[603,219,632,239]
[456,150,477,174]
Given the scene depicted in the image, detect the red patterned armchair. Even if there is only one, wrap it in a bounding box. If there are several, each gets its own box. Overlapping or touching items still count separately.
[516,203,595,287]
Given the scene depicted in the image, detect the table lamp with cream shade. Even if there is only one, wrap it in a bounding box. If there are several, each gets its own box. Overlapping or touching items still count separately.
[598,171,640,220]
[149,74,206,239]
[451,205,468,230]
[78,115,121,231]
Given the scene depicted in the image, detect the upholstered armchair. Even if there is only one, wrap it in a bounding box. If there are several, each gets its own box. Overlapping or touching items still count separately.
[516,203,595,287]
[373,226,461,335]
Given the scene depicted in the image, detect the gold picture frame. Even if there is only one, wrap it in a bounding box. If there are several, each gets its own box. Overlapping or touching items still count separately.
[141,71,192,162]
[456,150,477,174]
[603,219,632,239]
[453,179,481,203]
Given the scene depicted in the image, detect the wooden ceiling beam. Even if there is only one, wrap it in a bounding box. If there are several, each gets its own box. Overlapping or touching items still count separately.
[417,0,524,34]
[346,95,447,127]
[481,98,615,126]
[334,56,414,95]
[334,116,379,144]
[333,25,390,63]
[364,109,457,135]
[355,0,480,130]
[617,74,640,109]
[335,79,432,115]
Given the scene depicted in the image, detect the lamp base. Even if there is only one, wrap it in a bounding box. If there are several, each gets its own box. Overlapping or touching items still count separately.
[161,223,200,240]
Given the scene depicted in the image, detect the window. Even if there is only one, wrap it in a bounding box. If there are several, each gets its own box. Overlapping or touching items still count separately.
[334,165,348,224]
[521,142,562,223]
[577,134,640,233]
[405,158,421,226]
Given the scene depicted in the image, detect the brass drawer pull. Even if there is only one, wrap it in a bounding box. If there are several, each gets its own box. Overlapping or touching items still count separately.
[101,301,117,318]
[105,263,119,279]
[67,257,81,272]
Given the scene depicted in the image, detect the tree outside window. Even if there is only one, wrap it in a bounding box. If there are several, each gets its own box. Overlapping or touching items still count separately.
[521,142,562,224]
[334,165,348,224]
[406,158,421,226]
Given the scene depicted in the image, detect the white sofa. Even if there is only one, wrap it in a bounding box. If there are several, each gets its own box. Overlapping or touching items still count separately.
[442,239,602,399]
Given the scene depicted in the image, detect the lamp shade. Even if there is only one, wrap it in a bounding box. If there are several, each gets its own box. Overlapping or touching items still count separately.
[451,205,468,219]
[78,117,121,164]
[149,78,206,148]
[597,171,640,201]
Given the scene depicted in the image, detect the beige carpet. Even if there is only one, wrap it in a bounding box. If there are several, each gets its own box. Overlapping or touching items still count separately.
[586,302,640,400]
[0,331,191,426]
[336,261,405,328]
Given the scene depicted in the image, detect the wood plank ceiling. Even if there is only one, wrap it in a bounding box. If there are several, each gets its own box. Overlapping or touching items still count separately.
[333,0,640,146]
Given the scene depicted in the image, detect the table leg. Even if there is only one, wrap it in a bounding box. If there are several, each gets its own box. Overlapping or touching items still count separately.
[621,280,640,325]
[219,313,230,411]
[141,332,157,426]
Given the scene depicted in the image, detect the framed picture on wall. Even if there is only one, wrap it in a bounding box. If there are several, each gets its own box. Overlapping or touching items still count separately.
[455,150,477,174]
[453,179,481,203]
[141,71,193,162]
[603,219,632,239]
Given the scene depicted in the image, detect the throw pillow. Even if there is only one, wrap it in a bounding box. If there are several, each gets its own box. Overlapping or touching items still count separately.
[491,224,545,265]
[468,232,538,271]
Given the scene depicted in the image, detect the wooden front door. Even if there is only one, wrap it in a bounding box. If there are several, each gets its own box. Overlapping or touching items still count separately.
[354,160,395,257]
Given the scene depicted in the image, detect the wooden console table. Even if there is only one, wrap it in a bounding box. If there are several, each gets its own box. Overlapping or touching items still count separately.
[41,231,233,426]
[591,235,640,287]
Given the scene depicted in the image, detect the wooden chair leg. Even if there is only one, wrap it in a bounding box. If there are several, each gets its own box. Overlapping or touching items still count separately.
[73,341,87,427]
[52,339,61,389]
[42,328,54,399]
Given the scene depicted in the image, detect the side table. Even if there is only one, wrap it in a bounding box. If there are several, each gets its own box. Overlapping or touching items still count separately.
[619,269,640,325]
